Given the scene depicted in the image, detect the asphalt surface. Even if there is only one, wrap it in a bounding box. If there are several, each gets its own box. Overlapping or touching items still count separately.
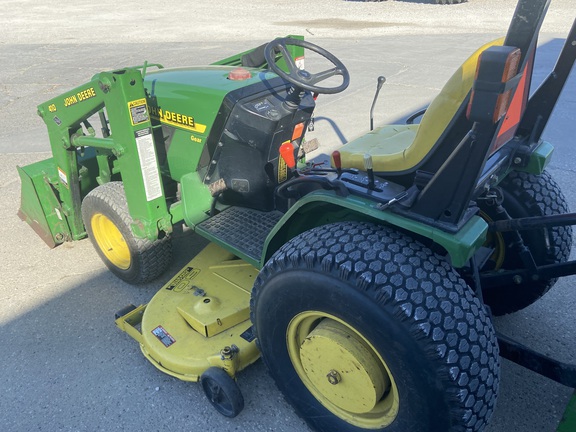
[1,1,575,431]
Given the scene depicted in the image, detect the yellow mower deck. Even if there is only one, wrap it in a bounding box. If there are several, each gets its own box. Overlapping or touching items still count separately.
[115,243,260,382]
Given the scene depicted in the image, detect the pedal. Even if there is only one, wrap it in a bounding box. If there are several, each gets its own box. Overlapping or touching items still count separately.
[302,138,319,153]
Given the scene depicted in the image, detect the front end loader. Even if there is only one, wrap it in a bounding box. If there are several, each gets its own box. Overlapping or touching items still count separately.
[18,0,576,430]
[18,40,307,283]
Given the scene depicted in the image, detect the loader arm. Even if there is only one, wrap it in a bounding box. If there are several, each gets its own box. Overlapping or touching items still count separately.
[26,67,172,246]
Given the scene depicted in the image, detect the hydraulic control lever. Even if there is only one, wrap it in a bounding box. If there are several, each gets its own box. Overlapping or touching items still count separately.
[370,76,386,131]
[279,141,299,178]
[363,153,376,190]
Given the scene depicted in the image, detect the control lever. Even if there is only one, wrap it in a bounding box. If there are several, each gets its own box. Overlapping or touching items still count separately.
[279,141,299,177]
[332,150,343,178]
[363,153,376,190]
[370,76,386,131]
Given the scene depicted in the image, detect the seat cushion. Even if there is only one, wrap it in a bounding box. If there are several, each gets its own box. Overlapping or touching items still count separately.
[336,124,418,171]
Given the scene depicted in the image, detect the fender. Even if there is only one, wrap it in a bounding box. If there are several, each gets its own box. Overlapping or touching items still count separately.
[261,190,488,269]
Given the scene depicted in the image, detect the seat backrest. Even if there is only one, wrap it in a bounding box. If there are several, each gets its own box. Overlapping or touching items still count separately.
[405,38,504,170]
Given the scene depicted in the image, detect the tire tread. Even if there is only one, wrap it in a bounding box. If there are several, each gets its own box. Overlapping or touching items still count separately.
[81,182,172,284]
[252,221,499,431]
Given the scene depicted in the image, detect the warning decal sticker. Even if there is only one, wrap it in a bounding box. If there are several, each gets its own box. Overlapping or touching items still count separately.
[240,326,256,342]
[128,98,149,126]
[58,167,68,188]
[135,128,163,201]
[152,325,176,347]
[277,155,288,184]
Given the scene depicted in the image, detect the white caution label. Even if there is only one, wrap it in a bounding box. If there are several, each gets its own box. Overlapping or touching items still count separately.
[295,56,305,70]
[57,167,68,188]
[135,129,162,201]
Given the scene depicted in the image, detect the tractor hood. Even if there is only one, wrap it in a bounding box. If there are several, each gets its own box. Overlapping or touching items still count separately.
[143,66,284,140]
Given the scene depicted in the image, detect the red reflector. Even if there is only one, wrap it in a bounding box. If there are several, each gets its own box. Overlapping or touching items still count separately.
[492,48,521,123]
[228,68,251,81]
[502,49,521,82]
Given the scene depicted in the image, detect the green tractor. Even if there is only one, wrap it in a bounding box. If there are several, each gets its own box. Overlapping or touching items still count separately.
[17,0,576,430]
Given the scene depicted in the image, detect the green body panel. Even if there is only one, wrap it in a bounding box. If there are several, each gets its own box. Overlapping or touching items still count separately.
[143,67,279,182]
[518,139,553,175]
[558,390,576,432]
[261,191,488,269]
[179,172,214,227]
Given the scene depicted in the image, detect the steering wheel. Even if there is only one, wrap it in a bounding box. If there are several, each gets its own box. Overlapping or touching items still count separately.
[264,37,350,95]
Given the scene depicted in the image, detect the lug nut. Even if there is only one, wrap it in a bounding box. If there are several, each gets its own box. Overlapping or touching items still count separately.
[326,369,342,385]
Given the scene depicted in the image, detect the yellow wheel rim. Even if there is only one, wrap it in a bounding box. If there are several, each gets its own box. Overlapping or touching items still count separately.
[287,311,399,429]
[90,213,131,270]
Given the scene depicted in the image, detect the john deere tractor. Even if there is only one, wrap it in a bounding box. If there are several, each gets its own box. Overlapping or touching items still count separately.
[18,0,576,430]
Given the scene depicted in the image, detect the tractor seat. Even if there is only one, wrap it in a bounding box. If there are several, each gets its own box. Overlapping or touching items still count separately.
[335,38,504,174]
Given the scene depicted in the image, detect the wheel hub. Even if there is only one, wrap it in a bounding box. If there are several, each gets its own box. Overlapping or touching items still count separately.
[91,213,131,270]
[299,319,389,414]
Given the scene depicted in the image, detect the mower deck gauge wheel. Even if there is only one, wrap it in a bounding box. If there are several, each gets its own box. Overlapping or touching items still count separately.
[200,367,244,418]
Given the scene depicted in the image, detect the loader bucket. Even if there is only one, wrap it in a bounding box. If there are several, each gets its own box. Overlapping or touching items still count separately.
[17,158,71,248]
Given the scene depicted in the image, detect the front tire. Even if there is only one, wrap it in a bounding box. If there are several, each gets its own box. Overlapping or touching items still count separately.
[81,182,172,284]
[252,222,499,432]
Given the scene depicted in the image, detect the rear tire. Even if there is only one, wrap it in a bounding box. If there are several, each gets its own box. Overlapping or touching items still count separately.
[81,182,172,284]
[479,171,572,315]
[252,222,499,432]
